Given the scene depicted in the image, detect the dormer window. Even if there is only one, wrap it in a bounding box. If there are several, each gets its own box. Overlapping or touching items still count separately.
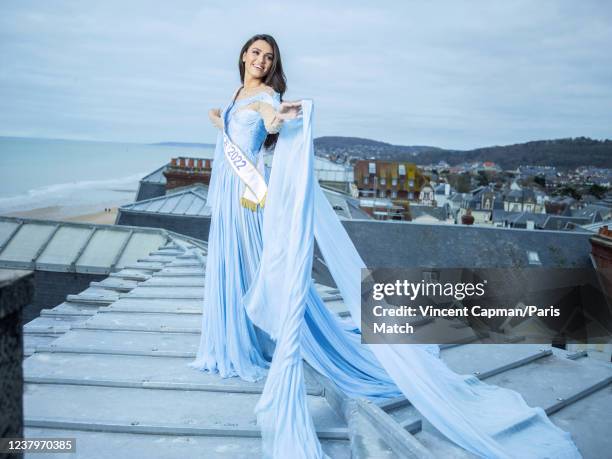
[527,251,541,265]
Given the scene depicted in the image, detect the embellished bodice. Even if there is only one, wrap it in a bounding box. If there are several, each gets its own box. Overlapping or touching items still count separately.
[221,90,282,162]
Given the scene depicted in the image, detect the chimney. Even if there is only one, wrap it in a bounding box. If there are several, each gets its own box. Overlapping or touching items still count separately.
[461,208,475,225]
[163,157,213,191]
[171,158,178,167]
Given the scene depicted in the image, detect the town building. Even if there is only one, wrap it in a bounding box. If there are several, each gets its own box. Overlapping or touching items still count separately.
[354,160,427,219]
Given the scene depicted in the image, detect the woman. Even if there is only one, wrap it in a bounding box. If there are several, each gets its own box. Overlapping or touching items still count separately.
[190,34,582,459]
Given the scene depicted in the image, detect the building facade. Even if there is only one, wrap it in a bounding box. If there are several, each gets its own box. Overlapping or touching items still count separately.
[354,160,427,219]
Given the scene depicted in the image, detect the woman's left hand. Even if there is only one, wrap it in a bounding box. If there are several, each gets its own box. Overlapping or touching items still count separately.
[277,101,303,120]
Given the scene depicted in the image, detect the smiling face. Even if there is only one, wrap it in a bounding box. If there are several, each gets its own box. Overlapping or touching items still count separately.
[242,39,274,82]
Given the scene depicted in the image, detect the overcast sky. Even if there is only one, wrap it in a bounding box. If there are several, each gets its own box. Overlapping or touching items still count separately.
[1,0,611,150]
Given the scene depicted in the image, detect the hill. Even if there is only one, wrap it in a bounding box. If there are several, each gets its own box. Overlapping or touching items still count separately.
[313,136,612,169]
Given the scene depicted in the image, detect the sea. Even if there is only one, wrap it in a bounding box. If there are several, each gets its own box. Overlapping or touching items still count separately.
[0,137,215,218]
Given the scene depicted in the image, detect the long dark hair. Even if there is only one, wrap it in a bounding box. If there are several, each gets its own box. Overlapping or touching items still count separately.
[238,34,286,149]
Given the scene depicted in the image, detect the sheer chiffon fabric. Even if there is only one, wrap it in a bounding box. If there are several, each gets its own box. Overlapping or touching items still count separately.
[191,92,582,459]
[188,92,273,382]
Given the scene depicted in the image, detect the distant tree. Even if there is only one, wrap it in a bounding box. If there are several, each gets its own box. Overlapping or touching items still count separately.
[534,175,546,187]
[447,173,471,193]
[589,183,609,199]
[557,186,581,200]
[476,171,489,186]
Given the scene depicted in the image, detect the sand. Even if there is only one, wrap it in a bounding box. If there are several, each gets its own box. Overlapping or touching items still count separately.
[6,206,118,225]
[65,208,118,225]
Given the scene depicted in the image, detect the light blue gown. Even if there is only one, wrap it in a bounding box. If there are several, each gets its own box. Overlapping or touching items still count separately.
[190,91,583,459]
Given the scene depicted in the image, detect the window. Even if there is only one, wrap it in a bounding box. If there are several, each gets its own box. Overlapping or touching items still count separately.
[368,162,376,174]
[380,178,386,185]
[392,178,397,186]
[398,164,406,176]
[363,177,369,185]
[527,251,541,265]
[408,179,414,188]
[391,191,397,199]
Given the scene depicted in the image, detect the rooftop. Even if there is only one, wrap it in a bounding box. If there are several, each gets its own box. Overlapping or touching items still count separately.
[119,186,211,218]
[0,216,204,275]
[21,237,612,458]
[140,164,168,184]
[321,187,371,220]
[343,219,594,269]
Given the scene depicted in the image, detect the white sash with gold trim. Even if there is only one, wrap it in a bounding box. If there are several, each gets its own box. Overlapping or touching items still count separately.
[222,86,270,211]
[223,132,268,211]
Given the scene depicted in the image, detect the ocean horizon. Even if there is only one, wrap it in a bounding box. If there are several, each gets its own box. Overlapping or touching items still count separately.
[0,136,216,217]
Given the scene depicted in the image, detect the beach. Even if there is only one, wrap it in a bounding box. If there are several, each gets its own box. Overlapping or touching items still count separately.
[6,206,119,225]
[0,136,216,225]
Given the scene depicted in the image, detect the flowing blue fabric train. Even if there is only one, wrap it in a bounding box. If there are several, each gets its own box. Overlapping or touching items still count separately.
[243,101,583,459]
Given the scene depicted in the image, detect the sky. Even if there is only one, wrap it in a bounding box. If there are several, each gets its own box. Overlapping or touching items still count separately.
[1,0,611,150]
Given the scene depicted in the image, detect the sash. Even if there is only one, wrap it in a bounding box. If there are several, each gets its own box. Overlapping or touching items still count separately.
[223,132,268,211]
[222,84,268,211]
